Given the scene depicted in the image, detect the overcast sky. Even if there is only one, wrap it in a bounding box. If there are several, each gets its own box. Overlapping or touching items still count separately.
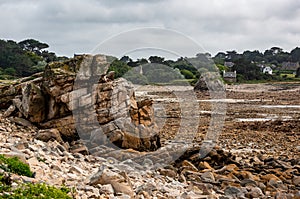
[1,0,300,58]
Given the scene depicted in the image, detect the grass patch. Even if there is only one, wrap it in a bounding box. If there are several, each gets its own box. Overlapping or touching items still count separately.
[280,73,295,78]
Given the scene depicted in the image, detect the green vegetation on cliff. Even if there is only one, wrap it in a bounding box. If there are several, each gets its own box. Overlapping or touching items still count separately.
[0,39,66,79]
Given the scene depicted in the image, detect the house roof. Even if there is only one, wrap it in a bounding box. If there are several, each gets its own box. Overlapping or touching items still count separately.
[224,62,234,68]
[281,62,299,71]
[263,66,272,71]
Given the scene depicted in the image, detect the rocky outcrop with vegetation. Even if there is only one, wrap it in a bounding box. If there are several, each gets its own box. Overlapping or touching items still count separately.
[1,54,160,153]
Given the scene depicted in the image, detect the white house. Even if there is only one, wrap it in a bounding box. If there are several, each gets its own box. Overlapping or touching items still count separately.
[262,66,273,75]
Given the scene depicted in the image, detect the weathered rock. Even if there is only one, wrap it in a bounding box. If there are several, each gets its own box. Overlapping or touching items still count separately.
[0,82,24,110]
[159,168,177,178]
[194,72,224,92]
[2,54,161,152]
[3,105,16,117]
[292,176,300,186]
[182,160,198,172]
[99,184,115,195]
[224,186,244,197]
[20,83,46,123]
[194,77,209,91]
[88,167,134,197]
[201,171,215,183]
[35,129,64,143]
[247,187,264,198]
[198,161,213,170]
[40,116,76,141]
[8,117,33,128]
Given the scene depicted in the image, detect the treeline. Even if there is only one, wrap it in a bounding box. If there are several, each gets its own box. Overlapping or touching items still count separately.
[109,47,300,83]
[1,38,299,83]
[213,47,300,81]
[214,47,300,65]
[109,55,210,85]
[0,39,67,79]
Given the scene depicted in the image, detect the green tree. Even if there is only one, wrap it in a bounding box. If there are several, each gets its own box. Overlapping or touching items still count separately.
[41,51,58,62]
[213,52,226,65]
[108,59,131,78]
[149,56,164,64]
[18,39,49,54]
[233,58,263,81]
[243,50,264,62]
[4,67,16,76]
[0,39,58,79]
[226,50,240,62]
[120,55,131,63]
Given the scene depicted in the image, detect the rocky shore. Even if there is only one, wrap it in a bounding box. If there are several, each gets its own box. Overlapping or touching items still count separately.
[1,109,299,198]
[0,55,299,198]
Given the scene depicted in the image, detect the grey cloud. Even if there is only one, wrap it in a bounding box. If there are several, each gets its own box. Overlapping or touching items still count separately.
[0,0,299,57]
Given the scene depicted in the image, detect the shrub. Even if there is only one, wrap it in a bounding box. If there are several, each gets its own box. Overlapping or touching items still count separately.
[2,183,72,199]
[0,155,33,177]
[0,155,72,198]
[180,69,195,79]
[0,180,72,199]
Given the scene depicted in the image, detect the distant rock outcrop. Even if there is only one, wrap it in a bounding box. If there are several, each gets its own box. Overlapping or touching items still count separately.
[1,54,160,152]
[194,73,225,91]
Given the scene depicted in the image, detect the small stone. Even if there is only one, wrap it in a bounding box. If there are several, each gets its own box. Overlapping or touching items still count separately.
[240,179,257,187]
[87,167,134,197]
[99,184,115,195]
[70,145,89,155]
[198,161,213,170]
[247,187,264,198]
[137,182,157,195]
[27,157,40,166]
[51,164,62,171]
[292,176,300,186]
[201,171,215,183]
[159,168,177,178]
[182,160,198,172]
[224,186,243,197]
[138,191,151,199]
[3,105,16,117]
[261,174,280,182]
[69,165,85,174]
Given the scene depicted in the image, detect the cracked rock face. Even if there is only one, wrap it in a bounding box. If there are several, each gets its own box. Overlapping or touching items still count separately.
[2,54,161,152]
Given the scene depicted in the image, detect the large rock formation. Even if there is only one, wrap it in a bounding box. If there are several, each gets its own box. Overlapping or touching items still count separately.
[1,54,160,152]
